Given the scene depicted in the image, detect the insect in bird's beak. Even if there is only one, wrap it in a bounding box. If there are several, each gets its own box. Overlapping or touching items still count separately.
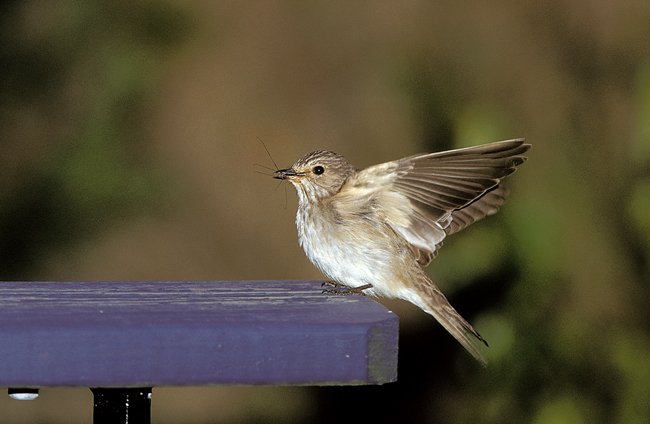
[274,168,301,180]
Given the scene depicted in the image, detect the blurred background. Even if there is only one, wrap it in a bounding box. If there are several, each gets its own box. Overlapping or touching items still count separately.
[1,0,649,422]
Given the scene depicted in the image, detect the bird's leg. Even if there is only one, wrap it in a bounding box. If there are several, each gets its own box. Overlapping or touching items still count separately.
[322,282,373,296]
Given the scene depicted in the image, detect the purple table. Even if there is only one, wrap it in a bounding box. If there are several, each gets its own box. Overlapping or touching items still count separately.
[0,281,398,422]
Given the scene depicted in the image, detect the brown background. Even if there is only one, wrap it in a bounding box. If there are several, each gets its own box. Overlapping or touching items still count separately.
[1,1,649,423]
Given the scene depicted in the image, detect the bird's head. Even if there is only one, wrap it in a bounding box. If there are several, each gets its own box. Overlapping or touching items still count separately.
[274,150,356,203]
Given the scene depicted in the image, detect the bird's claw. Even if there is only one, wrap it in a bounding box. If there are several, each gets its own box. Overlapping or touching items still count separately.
[321,281,347,289]
[321,282,372,296]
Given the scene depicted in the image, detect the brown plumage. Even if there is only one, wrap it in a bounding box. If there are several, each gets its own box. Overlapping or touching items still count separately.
[275,139,530,365]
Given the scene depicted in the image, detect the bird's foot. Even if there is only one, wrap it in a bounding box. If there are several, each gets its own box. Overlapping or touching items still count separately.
[321,281,347,289]
[321,282,373,296]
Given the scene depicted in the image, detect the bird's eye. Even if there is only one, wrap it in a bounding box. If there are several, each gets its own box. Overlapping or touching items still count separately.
[312,166,325,175]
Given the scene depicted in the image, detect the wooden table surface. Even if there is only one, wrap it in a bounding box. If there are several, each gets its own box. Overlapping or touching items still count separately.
[0,281,398,387]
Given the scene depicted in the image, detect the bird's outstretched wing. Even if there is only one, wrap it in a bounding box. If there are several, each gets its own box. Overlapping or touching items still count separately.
[334,139,530,265]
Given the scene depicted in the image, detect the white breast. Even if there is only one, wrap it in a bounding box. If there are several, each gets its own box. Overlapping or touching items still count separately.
[295,204,402,297]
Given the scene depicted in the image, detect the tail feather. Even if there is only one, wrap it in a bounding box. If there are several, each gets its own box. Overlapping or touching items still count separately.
[410,275,488,366]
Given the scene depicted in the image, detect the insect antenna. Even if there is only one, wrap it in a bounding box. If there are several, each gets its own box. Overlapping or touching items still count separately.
[253,163,275,177]
[255,137,288,209]
[257,136,280,171]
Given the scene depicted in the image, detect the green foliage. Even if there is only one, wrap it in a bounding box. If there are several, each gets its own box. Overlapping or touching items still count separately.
[0,1,189,278]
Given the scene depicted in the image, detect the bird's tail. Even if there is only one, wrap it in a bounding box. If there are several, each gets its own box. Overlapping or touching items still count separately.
[410,273,489,366]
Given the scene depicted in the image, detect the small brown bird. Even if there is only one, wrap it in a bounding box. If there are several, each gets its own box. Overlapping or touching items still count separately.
[275,139,530,365]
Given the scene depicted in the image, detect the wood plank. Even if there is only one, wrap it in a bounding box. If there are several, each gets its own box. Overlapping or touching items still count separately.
[0,281,398,386]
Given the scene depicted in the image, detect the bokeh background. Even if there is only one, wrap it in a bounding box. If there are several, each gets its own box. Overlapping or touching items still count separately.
[1,1,649,423]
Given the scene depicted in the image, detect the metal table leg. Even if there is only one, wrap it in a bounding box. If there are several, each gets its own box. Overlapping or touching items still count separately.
[91,387,152,424]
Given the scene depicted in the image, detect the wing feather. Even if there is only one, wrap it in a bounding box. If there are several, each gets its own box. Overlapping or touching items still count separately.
[335,139,530,265]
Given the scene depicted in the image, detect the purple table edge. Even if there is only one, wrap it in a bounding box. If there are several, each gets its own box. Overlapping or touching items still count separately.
[0,280,398,388]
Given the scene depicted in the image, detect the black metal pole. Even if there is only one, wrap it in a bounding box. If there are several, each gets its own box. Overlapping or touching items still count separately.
[91,387,152,424]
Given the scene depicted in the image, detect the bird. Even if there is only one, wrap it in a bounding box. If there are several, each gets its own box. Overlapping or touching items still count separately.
[274,139,530,365]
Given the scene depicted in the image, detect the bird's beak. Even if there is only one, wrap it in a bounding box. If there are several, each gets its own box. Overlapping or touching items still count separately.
[274,168,300,180]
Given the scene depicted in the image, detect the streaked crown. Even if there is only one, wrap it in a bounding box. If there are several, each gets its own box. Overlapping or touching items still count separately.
[284,150,356,201]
